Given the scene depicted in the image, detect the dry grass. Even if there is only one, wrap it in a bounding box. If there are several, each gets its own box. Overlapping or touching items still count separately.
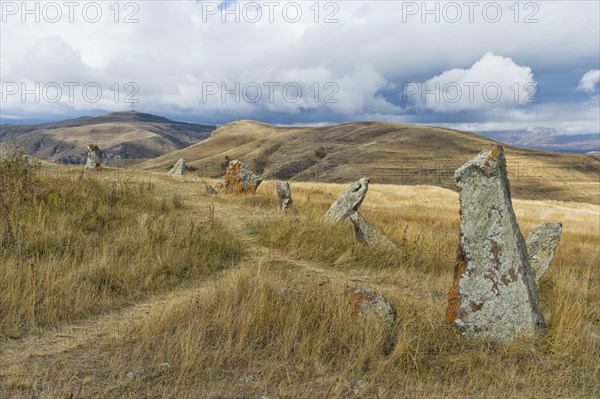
[104,180,599,398]
[0,159,243,338]
[1,162,599,398]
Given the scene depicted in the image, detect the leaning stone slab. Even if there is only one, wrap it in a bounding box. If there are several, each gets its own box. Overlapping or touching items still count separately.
[85,144,102,169]
[348,211,397,250]
[168,159,187,177]
[347,286,395,329]
[225,160,262,194]
[526,223,562,282]
[321,178,369,223]
[276,181,293,211]
[446,144,545,341]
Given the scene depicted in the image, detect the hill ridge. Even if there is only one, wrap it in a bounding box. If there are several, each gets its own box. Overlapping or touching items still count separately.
[138,120,600,205]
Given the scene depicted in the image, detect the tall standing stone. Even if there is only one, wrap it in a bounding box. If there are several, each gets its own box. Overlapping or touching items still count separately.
[446,144,545,341]
[276,181,293,211]
[168,159,187,177]
[224,160,262,194]
[85,144,102,169]
[526,222,562,282]
[321,178,369,223]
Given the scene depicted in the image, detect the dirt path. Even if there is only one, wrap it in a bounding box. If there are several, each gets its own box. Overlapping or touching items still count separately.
[0,175,384,389]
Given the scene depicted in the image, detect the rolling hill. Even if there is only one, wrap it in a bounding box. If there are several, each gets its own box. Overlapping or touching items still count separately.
[0,111,216,165]
[138,120,600,204]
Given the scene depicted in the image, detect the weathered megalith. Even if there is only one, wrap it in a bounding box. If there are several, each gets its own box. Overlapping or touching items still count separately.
[224,160,262,194]
[347,286,395,329]
[168,159,186,177]
[526,222,562,282]
[275,181,293,211]
[85,144,102,169]
[446,144,545,341]
[321,178,369,223]
[349,211,397,250]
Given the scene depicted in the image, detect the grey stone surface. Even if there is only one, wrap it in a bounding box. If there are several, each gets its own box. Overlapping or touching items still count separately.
[348,286,395,329]
[446,144,545,341]
[526,222,562,282]
[275,181,293,211]
[168,159,186,177]
[349,211,397,250]
[85,144,102,169]
[225,160,262,194]
[321,178,369,223]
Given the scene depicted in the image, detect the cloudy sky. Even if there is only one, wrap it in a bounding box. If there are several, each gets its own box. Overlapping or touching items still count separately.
[1,0,599,135]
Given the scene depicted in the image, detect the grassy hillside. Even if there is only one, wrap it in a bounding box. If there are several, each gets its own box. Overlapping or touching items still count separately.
[0,111,215,165]
[138,120,600,205]
[1,158,598,398]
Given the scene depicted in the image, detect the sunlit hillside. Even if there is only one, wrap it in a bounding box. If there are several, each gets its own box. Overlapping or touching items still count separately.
[138,120,600,205]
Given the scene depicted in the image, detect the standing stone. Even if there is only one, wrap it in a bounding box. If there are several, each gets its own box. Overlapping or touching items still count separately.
[446,144,545,341]
[276,181,293,211]
[349,211,397,250]
[168,159,187,177]
[321,178,369,223]
[224,160,262,194]
[526,223,562,282]
[85,144,102,169]
[347,286,395,329]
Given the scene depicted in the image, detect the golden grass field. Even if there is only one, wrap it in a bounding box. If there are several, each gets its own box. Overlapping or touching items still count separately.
[1,153,599,398]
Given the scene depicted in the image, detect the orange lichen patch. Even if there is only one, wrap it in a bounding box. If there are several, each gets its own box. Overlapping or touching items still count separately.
[485,143,503,166]
[224,161,261,194]
[224,162,242,193]
[348,291,374,314]
[446,246,466,324]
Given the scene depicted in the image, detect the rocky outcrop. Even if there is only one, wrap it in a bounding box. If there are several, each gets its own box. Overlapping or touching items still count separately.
[349,211,397,250]
[348,286,395,329]
[446,144,545,341]
[224,160,262,194]
[321,178,369,223]
[85,144,102,169]
[275,181,293,211]
[526,223,562,282]
[168,159,186,177]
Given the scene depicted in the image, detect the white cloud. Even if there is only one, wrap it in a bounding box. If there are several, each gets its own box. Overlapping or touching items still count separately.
[0,0,598,134]
[578,69,600,93]
[404,53,536,112]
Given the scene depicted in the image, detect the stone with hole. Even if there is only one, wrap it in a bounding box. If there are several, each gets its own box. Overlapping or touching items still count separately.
[446,144,545,342]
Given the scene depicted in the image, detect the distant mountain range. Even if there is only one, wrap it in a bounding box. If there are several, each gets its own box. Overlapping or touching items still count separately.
[0,111,216,165]
[480,128,600,155]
